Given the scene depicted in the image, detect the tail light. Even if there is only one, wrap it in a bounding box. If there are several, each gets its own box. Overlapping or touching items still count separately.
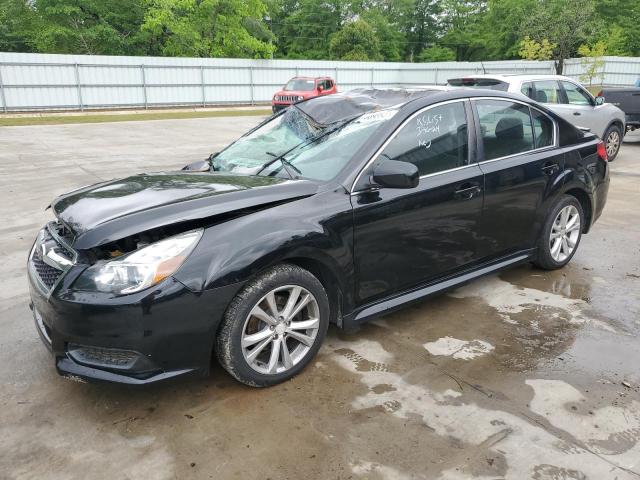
[597,90,603,97]
[596,140,608,162]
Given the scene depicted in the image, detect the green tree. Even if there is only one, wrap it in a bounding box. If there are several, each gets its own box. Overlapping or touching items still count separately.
[479,0,535,59]
[140,0,274,58]
[27,0,147,55]
[521,0,597,74]
[267,0,345,59]
[0,0,36,52]
[400,0,441,61]
[438,0,487,61]
[577,41,606,86]
[519,36,555,60]
[360,8,405,62]
[594,0,640,56]
[417,45,455,62]
[329,19,381,61]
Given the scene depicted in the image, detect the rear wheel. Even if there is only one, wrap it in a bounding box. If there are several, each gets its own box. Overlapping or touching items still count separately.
[215,264,329,387]
[604,124,622,161]
[533,195,584,270]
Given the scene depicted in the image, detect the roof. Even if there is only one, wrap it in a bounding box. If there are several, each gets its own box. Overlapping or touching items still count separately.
[447,73,573,82]
[295,88,442,126]
[289,76,333,80]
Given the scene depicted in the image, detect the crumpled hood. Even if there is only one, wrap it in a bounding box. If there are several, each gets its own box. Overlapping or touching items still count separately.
[51,172,319,249]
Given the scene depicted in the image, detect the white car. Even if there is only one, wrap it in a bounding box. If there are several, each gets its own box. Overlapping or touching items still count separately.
[447,74,626,160]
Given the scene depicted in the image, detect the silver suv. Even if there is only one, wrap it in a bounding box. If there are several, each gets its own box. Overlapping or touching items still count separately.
[447,74,626,160]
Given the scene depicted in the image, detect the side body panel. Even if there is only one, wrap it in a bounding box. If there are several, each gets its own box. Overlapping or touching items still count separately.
[477,148,566,258]
[174,186,357,313]
[350,164,484,306]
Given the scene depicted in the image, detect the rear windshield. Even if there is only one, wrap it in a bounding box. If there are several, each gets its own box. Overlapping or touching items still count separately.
[447,78,509,91]
[285,79,316,91]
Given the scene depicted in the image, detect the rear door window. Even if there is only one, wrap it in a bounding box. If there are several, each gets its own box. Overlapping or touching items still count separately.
[561,81,593,106]
[475,100,535,160]
[532,81,562,104]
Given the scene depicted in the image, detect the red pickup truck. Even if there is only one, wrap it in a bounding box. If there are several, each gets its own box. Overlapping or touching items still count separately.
[272,76,337,113]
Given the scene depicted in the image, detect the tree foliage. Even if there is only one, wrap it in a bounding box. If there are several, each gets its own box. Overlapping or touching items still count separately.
[329,19,381,61]
[139,0,274,58]
[0,0,638,67]
[519,36,555,61]
[519,0,596,73]
[578,41,606,86]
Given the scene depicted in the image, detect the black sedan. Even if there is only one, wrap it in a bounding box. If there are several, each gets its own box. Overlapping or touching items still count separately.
[28,88,609,386]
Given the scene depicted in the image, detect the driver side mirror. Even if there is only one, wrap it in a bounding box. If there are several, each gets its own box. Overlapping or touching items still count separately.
[317,85,324,93]
[372,160,419,189]
[182,152,218,172]
[182,160,210,172]
[595,96,605,106]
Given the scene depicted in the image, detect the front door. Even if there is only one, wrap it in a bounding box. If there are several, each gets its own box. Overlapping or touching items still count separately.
[472,98,564,259]
[351,100,484,306]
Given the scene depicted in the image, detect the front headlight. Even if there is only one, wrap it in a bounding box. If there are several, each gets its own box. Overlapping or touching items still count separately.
[74,229,203,294]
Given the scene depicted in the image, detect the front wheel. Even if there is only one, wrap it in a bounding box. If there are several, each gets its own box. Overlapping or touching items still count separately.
[533,195,584,270]
[215,264,329,387]
[604,124,622,161]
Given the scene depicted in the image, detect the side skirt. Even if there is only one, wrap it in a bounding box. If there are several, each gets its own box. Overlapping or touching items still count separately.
[342,250,535,328]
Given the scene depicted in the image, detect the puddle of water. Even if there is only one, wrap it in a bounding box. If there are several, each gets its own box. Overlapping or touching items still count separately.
[423,337,494,360]
[449,276,616,333]
[334,338,640,479]
[528,379,640,465]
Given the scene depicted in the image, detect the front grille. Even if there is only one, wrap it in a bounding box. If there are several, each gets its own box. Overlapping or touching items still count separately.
[69,344,138,367]
[30,224,75,292]
[277,95,301,103]
[31,247,63,289]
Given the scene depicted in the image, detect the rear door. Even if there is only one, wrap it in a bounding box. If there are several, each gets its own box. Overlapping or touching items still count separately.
[351,99,484,305]
[552,80,604,136]
[472,98,564,259]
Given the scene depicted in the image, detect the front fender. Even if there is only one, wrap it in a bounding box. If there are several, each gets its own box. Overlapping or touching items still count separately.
[173,188,355,309]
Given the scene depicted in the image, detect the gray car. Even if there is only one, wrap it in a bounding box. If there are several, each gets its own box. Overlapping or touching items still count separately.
[447,74,626,160]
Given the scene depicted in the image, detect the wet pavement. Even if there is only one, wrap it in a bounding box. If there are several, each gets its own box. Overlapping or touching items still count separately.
[0,117,639,480]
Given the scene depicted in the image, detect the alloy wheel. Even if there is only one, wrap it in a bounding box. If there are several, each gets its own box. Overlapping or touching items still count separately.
[549,205,581,262]
[606,130,620,158]
[241,285,320,375]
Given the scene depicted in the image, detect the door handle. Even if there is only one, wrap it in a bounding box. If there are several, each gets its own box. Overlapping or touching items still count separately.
[573,111,581,116]
[454,183,481,200]
[541,162,560,175]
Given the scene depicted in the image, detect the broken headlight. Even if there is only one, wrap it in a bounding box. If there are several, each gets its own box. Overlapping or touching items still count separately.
[74,229,203,294]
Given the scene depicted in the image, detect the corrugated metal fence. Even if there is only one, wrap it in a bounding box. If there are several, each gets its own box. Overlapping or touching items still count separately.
[0,52,639,112]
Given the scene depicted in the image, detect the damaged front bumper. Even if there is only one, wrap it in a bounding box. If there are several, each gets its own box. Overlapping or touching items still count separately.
[27,227,243,384]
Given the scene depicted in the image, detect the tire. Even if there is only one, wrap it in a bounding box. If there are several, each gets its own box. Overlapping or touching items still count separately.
[215,264,329,387]
[533,195,584,270]
[603,124,622,161]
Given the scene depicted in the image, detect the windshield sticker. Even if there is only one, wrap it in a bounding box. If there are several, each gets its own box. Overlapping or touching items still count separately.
[416,113,443,149]
[359,109,398,123]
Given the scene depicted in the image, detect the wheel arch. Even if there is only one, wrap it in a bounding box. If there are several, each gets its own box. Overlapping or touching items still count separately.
[282,256,344,327]
[563,187,592,233]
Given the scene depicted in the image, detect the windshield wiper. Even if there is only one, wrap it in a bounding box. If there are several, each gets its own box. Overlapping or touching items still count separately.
[265,151,302,178]
[259,115,361,179]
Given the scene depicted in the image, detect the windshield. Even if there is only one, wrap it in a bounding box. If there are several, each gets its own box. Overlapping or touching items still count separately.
[285,79,316,91]
[212,108,397,181]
